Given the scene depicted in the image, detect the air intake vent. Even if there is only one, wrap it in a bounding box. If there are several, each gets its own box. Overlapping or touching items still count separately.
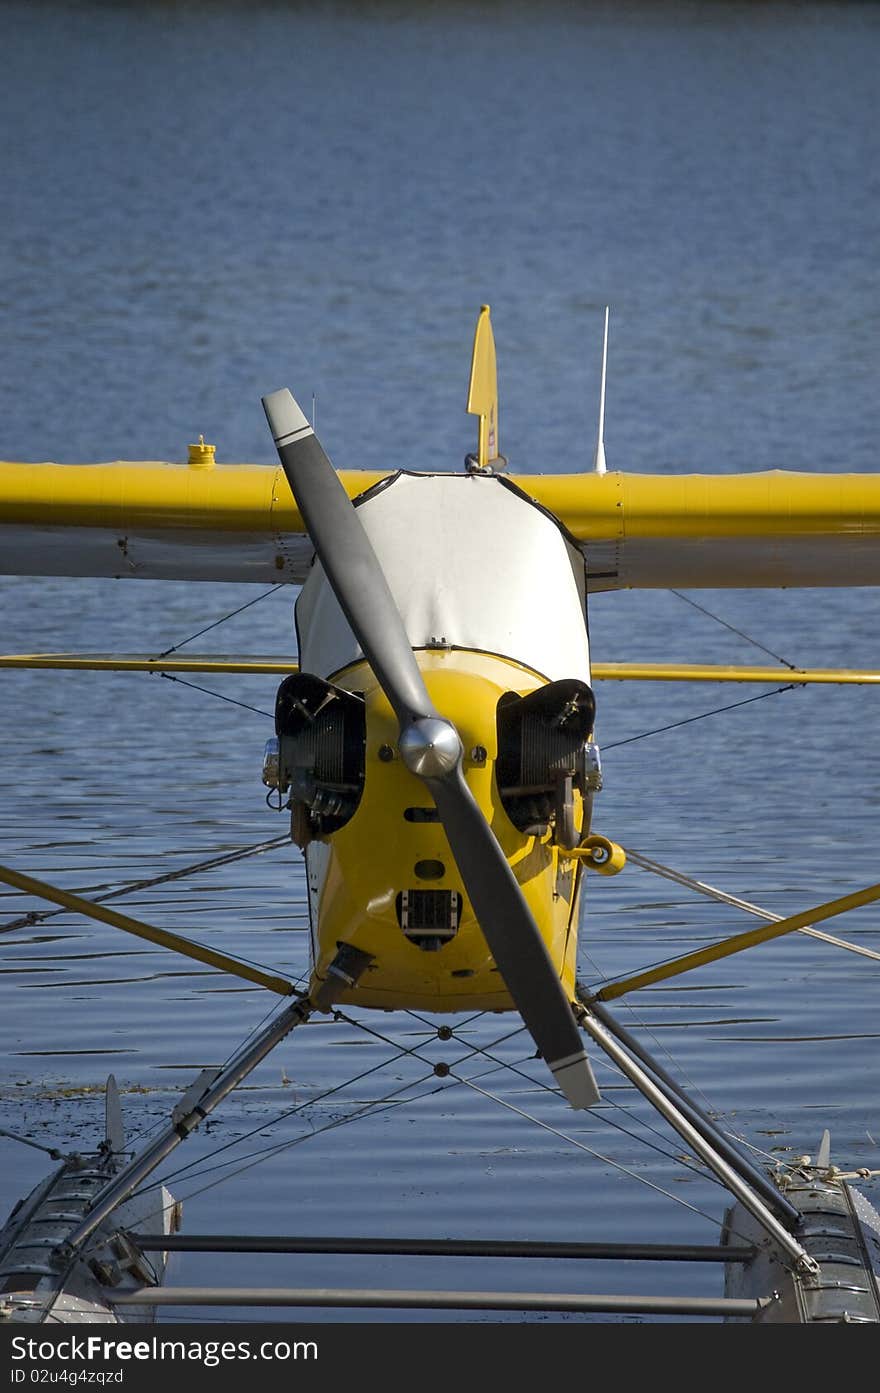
[396,890,462,951]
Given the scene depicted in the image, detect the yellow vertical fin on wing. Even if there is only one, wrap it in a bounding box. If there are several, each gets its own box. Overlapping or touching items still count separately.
[466,304,499,468]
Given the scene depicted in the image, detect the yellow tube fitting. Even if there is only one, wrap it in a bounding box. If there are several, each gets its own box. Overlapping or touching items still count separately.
[564,834,626,876]
[188,434,216,468]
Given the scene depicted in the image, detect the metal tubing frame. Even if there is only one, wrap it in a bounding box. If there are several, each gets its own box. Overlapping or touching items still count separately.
[576,1007,818,1277]
[128,1234,753,1263]
[40,959,811,1305]
[107,1285,772,1318]
[582,994,801,1226]
[59,996,312,1256]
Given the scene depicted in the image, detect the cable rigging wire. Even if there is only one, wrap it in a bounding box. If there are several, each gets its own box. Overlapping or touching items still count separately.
[154,584,290,659]
[125,1048,734,1249]
[125,1009,743,1245]
[352,1009,732,1193]
[603,682,797,752]
[158,670,274,718]
[0,834,292,934]
[668,590,798,669]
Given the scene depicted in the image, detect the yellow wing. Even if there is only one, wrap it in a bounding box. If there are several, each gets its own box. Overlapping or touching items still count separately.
[524,471,880,590]
[2,459,878,590]
[0,456,390,584]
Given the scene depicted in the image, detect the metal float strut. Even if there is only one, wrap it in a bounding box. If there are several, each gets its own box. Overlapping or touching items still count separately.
[56,996,312,1258]
[575,1005,818,1277]
[56,944,372,1259]
[581,995,801,1227]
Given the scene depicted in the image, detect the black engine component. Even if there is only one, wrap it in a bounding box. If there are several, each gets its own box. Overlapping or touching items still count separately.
[496,678,596,847]
[275,673,366,845]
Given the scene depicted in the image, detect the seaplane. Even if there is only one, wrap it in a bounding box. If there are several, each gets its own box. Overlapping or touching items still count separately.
[1,307,879,1323]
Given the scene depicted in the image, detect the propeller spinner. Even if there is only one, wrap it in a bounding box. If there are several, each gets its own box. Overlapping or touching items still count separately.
[262,389,600,1109]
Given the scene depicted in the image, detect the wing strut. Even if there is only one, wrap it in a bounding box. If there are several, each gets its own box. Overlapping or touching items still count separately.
[0,863,295,995]
[583,880,880,1004]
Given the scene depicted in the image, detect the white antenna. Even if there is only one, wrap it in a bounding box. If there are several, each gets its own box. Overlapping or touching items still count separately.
[311,393,317,431]
[593,306,609,475]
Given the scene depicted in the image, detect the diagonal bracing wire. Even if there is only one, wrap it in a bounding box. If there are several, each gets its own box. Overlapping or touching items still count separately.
[127,1045,735,1247]
[603,683,797,751]
[344,1008,719,1187]
[131,1028,430,1197]
[129,1010,741,1242]
[182,1049,738,1242]
[456,1076,737,1233]
[154,584,290,659]
[158,671,274,718]
[0,834,293,934]
[668,590,799,670]
[625,847,880,963]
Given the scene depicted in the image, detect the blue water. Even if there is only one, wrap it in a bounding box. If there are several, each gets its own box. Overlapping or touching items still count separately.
[1,2,879,1323]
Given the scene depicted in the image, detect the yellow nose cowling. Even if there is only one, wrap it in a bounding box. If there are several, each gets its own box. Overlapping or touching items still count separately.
[306,650,584,1013]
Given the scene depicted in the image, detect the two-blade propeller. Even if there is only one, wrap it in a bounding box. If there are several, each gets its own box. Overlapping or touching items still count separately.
[262,390,599,1108]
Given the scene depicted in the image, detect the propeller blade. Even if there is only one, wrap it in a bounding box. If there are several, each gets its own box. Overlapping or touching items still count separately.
[262,389,435,729]
[417,759,600,1109]
[262,389,599,1108]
